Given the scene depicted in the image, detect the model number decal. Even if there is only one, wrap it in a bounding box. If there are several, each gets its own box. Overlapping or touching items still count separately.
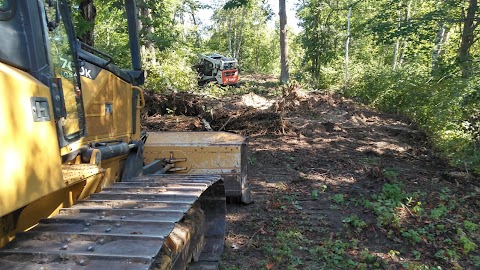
[59,57,96,80]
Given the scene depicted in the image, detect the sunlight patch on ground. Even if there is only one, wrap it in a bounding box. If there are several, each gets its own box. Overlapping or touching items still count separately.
[226,212,251,223]
[225,231,250,250]
[355,141,408,155]
[241,93,275,110]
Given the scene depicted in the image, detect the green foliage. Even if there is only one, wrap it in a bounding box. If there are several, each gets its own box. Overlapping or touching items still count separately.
[143,48,198,91]
[471,255,480,267]
[402,229,423,243]
[342,214,367,232]
[247,156,257,166]
[309,240,358,268]
[464,220,479,233]
[68,0,480,174]
[382,167,399,181]
[457,229,478,254]
[430,204,449,219]
[294,0,480,172]
[411,250,422,260]
[269,230,307,268]
[89,0,130,68]
[365,182,409,227]
[346,64,480,172]
[388,249,400,259]
[207,1,278,74]
[331,193,345,204]
[296,0,347,87]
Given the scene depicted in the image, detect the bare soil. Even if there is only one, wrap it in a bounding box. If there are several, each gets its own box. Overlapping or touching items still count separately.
[143,78,480,270]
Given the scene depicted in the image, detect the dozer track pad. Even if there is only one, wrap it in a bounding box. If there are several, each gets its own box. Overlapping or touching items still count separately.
[0,175,225,270]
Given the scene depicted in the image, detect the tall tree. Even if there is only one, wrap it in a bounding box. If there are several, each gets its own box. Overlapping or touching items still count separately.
[431,23,451,74]
[458,0,478,78]
[297,0,346,85]
[139,0,156,65]
[78,0,96,46]
[279,0,289,82]
[344,1,351,92]
[222,0,252,61]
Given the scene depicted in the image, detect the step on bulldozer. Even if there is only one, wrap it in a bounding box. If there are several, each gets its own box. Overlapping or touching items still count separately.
[0,1,252,269]
[195,54,239,86]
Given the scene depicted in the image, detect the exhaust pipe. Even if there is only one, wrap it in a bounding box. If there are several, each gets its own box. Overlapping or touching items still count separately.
[125,0,144,85]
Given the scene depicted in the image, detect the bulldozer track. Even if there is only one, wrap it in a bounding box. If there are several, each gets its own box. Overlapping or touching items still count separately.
[0,174,226,270]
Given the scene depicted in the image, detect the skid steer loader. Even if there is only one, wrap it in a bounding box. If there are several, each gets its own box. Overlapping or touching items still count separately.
[0,0,251,269]
[196,54,239,86]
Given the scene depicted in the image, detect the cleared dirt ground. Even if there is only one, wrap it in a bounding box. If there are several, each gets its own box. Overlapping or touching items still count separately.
[143,76,479,270]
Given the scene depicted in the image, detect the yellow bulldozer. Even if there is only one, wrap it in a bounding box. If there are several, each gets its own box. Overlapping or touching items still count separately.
[0,0,251,269]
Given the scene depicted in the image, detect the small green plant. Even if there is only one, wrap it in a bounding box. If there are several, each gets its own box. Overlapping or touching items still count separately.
[430,204,449,219]
[360,156,380,165]
[436,224,446,232]
[311,189,319,200]
[464,220,478,232]
[331,193,345,204]
[401,262,442,270]
[401,229,423,243]
[412,201,423,214]
[247,156,257,166]
[285,153,295,161]
[446,249,459,261]
[470,255,480,267]
[434,248,460,265]
[342,214,367,232]
[388,249,400,259]
[458,231,477,254]
[382,167,399,181]
[365,183,408,228]
[359,248,376,264]
[434,249,446,260]
[272,216,283,227]
[309,240,355,268]
[439,187,451,201]
[411,250,422,260]
[269,230,308,268]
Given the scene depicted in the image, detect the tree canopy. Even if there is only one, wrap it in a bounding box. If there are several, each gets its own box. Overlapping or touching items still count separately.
[70,0,480,174]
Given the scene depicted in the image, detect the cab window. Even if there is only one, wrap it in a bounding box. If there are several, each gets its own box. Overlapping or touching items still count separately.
[0,0,10,10]
[45,0,84,140]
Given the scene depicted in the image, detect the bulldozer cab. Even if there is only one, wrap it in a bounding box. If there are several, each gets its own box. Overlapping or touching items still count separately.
[0,0,86,147]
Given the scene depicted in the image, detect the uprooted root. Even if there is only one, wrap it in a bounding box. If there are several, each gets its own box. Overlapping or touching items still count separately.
[142,88,319,135]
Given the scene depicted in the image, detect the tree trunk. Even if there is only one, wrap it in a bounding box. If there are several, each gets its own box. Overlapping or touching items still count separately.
[392,0,402,69]
[432,23,450,73]
[279,0,289,83]
[399,0,413,65]
[140,3,156,65]
[234,7,246,63]
[79,0,96,46]
[458,0,478,78]
[227,15,232,56]
[190,12,201,47]
[233,14,237,58]
[345,4,351,93]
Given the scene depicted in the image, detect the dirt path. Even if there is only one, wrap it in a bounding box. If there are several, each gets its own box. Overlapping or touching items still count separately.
[143,81,479,270]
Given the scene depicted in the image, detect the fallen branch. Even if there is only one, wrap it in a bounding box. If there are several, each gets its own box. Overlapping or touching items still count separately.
[218,116,233,131]
[401,203,416,218]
